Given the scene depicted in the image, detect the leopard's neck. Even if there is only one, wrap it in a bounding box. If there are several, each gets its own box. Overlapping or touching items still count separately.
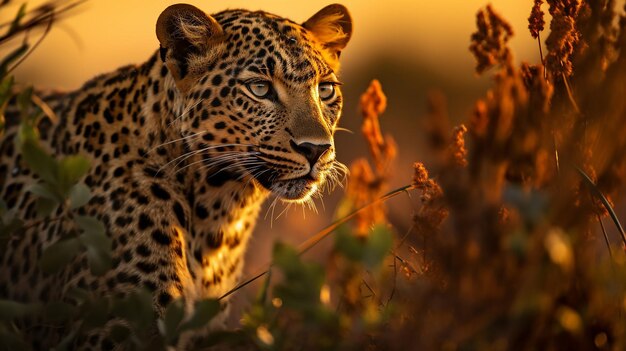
[143,53,271,298]
[183,174,267,299]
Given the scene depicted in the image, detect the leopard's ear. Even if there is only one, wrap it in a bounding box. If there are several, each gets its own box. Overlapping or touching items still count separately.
[303,4,352,57]
[156,4,224,90]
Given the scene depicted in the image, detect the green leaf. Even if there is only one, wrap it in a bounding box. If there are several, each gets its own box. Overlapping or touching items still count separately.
[0,76,15,108]
[0,329,30,351]
[109,324,131,343]
[17,87,37,124]
[81,298,109,329]
[69,183,92,209]
[74,215,105,236]
[272,242,301,276]
[76,216,111,275]
[180,299,220,331]
[44,301,77,322]
[82,237,112,276]
[17,122,37,145]
[255,269,272,306]
[65,287,90,304]
[111,290,154,331]
[0,44,28,78]
[335,225,365,262]
[36,197,57,218]
[16,87,33,112]
[39,238,82,274]
[9,4,27,34]
[161,298,185,343]
[27,183,60,201]
[0,300,40,321]
[272,242,325,313]
[363,225,393,269]
[192,330,249,350]
[334,225,393,269]
[20,138,58,185]
[58,155,90,192]
[51,325,79,351]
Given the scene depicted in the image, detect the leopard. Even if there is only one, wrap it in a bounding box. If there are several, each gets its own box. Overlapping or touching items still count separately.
[0,3,352,349]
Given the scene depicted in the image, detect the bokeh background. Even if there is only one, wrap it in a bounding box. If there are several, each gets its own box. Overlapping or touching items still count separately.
[2,0,543,313]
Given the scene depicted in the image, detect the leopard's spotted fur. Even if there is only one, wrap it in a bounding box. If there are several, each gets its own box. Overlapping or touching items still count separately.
[0,4,352,349]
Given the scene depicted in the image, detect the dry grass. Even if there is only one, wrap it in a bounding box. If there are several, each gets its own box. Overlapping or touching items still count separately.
[362,1,626,349]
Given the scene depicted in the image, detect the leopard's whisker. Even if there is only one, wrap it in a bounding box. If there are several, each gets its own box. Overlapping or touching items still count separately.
[157,143,256,175]
[203,160,264,177]
[147,130,206,155]
[334,127,354,134]
[274,201,292,222]
[265,195,280,226]
[197,154,262,172]
[168,99,203,126]
[178,153,261,175]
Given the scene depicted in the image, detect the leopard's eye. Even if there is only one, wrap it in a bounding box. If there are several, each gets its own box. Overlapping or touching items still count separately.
[247,81,271,98]
[318,82,336,101]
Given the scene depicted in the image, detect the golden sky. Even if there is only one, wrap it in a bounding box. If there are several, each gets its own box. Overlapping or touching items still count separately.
[3,0,539,89]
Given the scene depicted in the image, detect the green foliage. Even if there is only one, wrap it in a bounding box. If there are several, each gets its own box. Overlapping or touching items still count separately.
[0,300,41,321]
[0,44,28,79]
[272,242,326,315]
[181,299,220,332]
[38,237,82,274]
[68,183,91,209]
[21,135,92,205]
[237,238,393,350]
[8,4,27,35]
[160,299,186,344]
[0,75,15,135]
[110,290,155,332]
[0,199,23,251]
[0,4,116,348]
[335,224,392,269]
[75,215,112,275]
[159,298,221,345]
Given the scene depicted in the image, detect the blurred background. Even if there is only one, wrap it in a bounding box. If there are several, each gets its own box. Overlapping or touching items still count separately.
[2,0,542,311]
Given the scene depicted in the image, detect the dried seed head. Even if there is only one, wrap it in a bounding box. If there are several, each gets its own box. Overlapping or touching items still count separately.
[449,125,468,168]
[545,0,582,77]
[412,162,430,188]
[344,80,397,237]
[470,4,514,74]
[529,0,546,39]
[360,79,396,173]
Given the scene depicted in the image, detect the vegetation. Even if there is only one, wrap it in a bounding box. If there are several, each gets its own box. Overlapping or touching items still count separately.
[2,0,626,350]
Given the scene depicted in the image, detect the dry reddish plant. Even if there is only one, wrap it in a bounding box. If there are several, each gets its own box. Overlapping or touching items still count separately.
[529,0,546,38]
[545,0,582,77]
[381,1,626,349]
[359,79,396,174]
[448,125,468,168]
[344,79,397,237]
[469,4,514,74]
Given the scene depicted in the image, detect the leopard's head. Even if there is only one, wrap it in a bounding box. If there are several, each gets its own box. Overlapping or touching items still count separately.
[156,4,352,201]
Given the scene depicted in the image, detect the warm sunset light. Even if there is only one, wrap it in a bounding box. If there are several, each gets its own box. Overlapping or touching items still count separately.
[2,0,626,349]
[4,0,539,89]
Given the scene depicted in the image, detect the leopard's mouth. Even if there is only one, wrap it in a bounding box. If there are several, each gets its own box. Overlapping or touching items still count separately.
[252,167,324,201]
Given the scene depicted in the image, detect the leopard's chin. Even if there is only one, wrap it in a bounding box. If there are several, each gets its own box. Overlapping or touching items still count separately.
[269,176,320,202]
[251,168,324,202]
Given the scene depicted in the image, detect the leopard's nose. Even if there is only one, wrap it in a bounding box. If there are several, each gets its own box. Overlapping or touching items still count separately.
[290,140,331,167]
